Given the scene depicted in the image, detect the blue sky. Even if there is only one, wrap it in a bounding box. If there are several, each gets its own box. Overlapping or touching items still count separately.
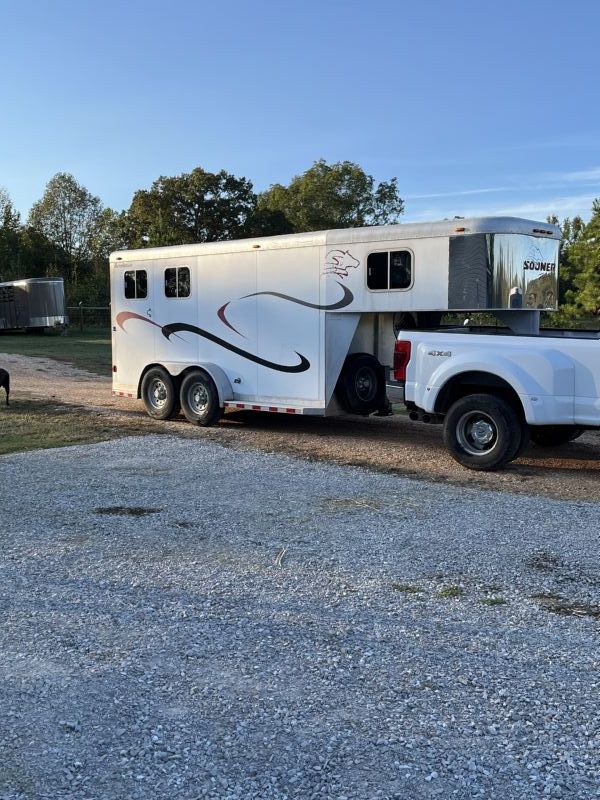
[1,0,599,223]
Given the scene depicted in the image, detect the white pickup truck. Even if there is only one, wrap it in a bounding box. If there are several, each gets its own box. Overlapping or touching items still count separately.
[393,326,600,470]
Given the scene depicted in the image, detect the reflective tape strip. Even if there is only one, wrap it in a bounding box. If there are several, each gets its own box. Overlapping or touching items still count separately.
[224,401,300,414]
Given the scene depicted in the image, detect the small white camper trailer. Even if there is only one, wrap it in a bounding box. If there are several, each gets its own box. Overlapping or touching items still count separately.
[110,217,561,426]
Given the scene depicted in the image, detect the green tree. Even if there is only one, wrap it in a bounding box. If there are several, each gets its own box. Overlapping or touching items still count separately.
[257,159,404,232]
[568,200,600,317]
[0,187,21,231]
[28,173,103,283]
[91,208,129,259]
[0,188,21,281]
[125,167,257,247]
[548,214,586,309]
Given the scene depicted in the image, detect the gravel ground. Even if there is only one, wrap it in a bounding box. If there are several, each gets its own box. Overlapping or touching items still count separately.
[1,435,600,799]
[2,352,600,502]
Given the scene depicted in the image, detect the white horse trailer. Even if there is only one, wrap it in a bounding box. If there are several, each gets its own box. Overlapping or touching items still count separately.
[110,217,561,424]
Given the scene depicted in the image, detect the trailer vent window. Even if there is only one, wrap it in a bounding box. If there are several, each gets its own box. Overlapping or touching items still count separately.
[0,286,15,302]
[124,269,148,299]
[164,267,191,298]
[367,250,412,291]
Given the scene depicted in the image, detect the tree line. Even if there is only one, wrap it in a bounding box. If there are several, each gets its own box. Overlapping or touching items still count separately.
[0,161,598,317]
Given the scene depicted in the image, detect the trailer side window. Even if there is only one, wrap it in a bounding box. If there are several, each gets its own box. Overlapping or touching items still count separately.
[367,250,412,290]
[124,269,148,299]
[367,252,388,290]
[164,267,191,298]
[390,251,412,289]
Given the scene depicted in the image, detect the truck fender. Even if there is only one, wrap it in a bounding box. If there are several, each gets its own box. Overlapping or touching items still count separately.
[413,347,574,420]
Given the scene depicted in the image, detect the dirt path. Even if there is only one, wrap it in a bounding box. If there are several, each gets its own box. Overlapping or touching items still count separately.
[3,352,600,502]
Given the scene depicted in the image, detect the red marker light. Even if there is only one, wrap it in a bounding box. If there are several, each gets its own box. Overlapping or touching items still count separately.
[394,340,411,381]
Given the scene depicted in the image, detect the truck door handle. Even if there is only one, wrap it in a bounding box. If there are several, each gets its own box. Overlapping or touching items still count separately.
[146,308,152,318]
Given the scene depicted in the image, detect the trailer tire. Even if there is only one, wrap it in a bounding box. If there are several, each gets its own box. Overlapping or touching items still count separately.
[335,354,386,415]
[180,370,222,427]
[443,393,522,471]
[530,425,584,447]
[141,367,180,420]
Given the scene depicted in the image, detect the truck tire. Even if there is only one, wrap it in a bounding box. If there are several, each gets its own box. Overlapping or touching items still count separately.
[443,393,522,471]
[141,367,180,420]
[180,369,222,426]
[530,425,584,447]
[510,423,530,462]
[335,354,386,415]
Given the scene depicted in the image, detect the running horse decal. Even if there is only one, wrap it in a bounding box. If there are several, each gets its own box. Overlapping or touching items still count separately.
[322,249,360,278]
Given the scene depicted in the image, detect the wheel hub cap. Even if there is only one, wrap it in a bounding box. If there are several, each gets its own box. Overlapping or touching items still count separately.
[470,420,494,445]
[456,411,498,456]
[150,380,167,408]
[191,385,209,413]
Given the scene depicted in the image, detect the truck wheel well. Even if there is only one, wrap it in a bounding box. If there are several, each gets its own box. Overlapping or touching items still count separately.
[434,371,525,419]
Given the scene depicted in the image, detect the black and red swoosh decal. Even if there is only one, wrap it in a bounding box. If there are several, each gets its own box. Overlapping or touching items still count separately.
[161,322,309,373]
[116,282,353,375]
[217,281,353,336]
[240,281,353,310]
[116,312,309,373]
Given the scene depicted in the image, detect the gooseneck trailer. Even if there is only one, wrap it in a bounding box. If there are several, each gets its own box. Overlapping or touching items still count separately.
[110,217,600,470]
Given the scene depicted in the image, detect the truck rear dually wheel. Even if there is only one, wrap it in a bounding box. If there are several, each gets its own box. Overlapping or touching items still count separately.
[530,425,583,447]
[141,367,180,420]
[180,370,222,426]
[443,393,522,471]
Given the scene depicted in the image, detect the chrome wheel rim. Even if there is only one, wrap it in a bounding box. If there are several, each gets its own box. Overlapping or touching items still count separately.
[456,411,498,456]
[188,383,209,414]
[148,378,168,410]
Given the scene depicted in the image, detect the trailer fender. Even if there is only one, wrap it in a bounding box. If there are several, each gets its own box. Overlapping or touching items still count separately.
[140,362,234,407]
[188,363,234,407]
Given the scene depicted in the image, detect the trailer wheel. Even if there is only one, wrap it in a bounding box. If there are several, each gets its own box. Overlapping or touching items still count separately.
[141,367,180,420]
[530,425,584,447]
[180,370,222,426]
[335,354,386,415]
[443,393,522,471]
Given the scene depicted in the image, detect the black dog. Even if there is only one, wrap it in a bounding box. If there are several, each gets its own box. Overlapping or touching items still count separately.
[0,368,9,406]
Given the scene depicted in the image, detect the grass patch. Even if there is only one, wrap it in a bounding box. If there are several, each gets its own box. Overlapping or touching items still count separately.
[390,583,423,593]
[481,596,507,606]
[0,397,157,455]
[0,330,111,375]
[436,585,464,599]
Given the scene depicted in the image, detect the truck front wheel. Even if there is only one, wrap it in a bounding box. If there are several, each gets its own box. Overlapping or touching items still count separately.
[443,393,522,471]
[180,370,222,426]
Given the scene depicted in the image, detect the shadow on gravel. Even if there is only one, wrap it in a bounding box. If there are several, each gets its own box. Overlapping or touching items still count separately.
[531,593,600,620]
[94,506,163,517]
